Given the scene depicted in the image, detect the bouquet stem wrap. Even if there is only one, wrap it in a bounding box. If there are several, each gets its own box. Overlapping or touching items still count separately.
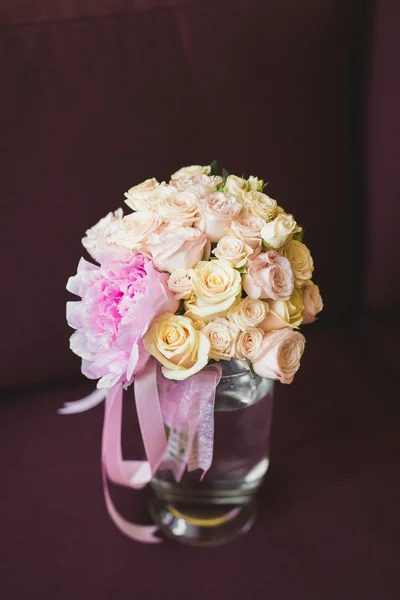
[59,359,221,543]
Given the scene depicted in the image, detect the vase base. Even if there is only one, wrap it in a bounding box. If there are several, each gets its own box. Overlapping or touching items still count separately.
[149,497,257,546]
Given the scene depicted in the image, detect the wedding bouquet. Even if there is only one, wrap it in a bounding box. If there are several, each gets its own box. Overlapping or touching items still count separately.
[67,163,323,388]
[64,163,323,542]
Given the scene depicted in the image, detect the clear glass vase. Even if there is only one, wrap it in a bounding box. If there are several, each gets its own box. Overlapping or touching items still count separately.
[150,360,274,546]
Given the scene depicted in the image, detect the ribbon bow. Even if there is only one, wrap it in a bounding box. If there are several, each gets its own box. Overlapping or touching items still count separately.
[59,359,222,543]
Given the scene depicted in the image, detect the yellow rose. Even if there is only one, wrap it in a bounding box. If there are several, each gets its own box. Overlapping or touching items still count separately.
[124,179,176,212]
[143,313,210,380]
[260,212,300,249]
[247,176,264,191]
[281,240,314,287]
[242,191,277,221]
[225,175,248,195]
[260,288,304,331]
[171,165,211,180]
[184,259,242,322]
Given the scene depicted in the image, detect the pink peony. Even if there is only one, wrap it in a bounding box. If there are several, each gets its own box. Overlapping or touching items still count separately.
[66,253,178,388]
[242,250,294,301]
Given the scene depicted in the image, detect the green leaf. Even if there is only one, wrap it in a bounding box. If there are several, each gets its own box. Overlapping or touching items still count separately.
[210,160,218,176]
[222,168,230,180]
[262,239,271,248]
[292,229,304,243]
[235,266,247,274]
[176,300,186,315]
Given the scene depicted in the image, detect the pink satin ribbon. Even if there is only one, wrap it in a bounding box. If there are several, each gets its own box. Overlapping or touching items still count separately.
[59,359,221,544]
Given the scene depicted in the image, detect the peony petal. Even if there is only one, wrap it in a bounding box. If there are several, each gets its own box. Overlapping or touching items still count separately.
[66,301,85,329]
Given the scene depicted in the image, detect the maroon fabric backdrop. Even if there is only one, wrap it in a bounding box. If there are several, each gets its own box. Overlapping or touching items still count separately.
[365,0,400,310]
[1,0,368,389]
[1,1,399,599]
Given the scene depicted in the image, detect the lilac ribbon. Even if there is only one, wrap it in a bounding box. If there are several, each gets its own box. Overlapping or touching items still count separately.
[158,364,222,481]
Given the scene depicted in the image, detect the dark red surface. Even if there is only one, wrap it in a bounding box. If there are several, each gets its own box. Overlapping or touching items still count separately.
[1,1,399,598]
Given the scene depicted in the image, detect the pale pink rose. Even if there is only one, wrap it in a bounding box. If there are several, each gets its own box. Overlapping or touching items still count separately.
[243,250,294,301]
[171,174,223,198]
[145,225,207,273]
[196,192,243,242]
[125,180,176,212]
[81,208,130,262]
[158,191,199,226]
[302,283,323,324]
[66,253,178,388]
[212,235,253,268]
[252,328,305,384]
[236,328,264,360]
[227,297,268,330]
[167,269,195,300]
[201,317,240,361]
[110,210,162,250]
[229,215,265,252]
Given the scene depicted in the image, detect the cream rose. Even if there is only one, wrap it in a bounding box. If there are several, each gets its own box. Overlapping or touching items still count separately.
[247,176,264,191]
[260,288,304,331]
[184,259,242,322]
[197,192,243,242]
[124,180,176,212]
[252,328,305,384]
[243,250,294,301]
[172,174,223,198]
[302,283,323,324]
[82,208,130,261]
[167,269,195,300]
[145,225,207,273]
[225,175,248,196]
[281,240,314,287]
[212,236,253,268]
[261,213,300,249]
[236,328,264,361]
[227,297,268,331]
[158,191,199,226]
[171,164,211,180]
[201,317,240,361]
[229,216,265,251]
[143,313,210,380]
[243,191,278,222]
[109,210,162,250]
